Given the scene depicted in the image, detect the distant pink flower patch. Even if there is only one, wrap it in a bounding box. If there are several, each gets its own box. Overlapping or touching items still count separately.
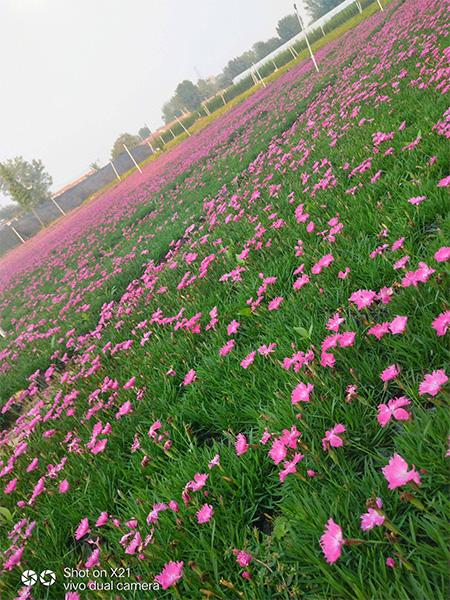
[360,508,385,531]
[418,369,448,396]
[59,479,70,493]
[320,519,343,564]
[322,424,346,450]
[389,316,407,334]
[432,311,450,336]
[434,247,450,262]
[75,518,89,540]
[268,297,283,310]
[377,397,410,427]
[155,561,184,589]
[236,433,248,456]
[197,504,214,523]
[349,289,376,310]
[241,351,256,369]
[408,196,425,204]
[183,369,196,386]
[291,382,314,404]
[227,320,240,335]
[382,453,421,489]
[380,364,400,382]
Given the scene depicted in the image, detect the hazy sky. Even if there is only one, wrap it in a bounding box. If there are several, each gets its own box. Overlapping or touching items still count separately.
[0,0,310,206]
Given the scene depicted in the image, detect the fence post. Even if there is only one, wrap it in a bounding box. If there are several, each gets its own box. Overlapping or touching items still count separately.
[123,144,142,173]
[110,160,121,181]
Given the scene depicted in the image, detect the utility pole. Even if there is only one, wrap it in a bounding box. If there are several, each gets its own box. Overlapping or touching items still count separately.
[50,196,66,216]
[110,160,121,181]
[123,144,142,173]
[175,115,191,136]
[294,3,319,72]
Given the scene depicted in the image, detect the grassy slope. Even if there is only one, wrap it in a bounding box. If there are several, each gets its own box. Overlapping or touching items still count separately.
[0,0,449,599]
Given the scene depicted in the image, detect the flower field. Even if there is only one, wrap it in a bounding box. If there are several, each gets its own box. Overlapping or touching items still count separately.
[1,0,449,598]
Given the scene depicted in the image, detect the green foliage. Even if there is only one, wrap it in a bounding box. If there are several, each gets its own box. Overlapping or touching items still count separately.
[0,162,33,209]
[276,13,302,42]
[0,156,52,207]
[110,133,141,160]
[304,0,343,22]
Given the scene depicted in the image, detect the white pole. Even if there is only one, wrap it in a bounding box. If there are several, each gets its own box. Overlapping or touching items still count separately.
[204,105,211,116]
[175,115,191,136]
[110,160,121,181]
[147,141,155,154]
[356,0,362,13]
[123,144,142,173]
[272,60,278,71]
[294,4,319,72]
[255,66,266,87]
[289,46,297,59]
[220,93,226,105]
[169,128,176,139]
[51,196,66,215]
[376,0,384,10]
[10,224,25,243]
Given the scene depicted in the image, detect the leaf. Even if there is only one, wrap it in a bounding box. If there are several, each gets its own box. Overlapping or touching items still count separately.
[293,326,309,338]
[273,517,289,540]
[0,507,13,523]
[237,308,252,317]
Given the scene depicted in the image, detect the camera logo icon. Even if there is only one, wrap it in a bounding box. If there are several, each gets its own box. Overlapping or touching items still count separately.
[40,570,56,586]
[21,570,37,586]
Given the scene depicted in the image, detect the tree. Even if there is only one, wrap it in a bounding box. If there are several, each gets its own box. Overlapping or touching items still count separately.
[276,14,302,42]
[138,126,151,140]
[111,133,141,160]
[0,203,22,223]
[304,0,342,22]
[0,162,45,227]
[174,80,202,112]
[0,156,53,207]
[90,161,101,171]
[252,38,283,61]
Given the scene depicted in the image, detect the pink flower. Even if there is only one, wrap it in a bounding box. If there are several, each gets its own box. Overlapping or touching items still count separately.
[227,320,240,335]
[349,289,376,310]
[380,364,400,382]
[183,369,196,386]
[391,237,405,252]
[187,473,209,491]
[258,343,276,356]
[382,453,421,489]
[148,420,162,438]
[368,322,390,339]
[434,247,450,262]
[3,546,24,570]
[197,504,214,523]
[377,397,410,427]
[241,351,256,369]
[4,478,17,494]
[291,382,314,404]
[386,557,395,567]
[393,256,409,270]
[360,509,385,531]
[320,519,343,564]
[95,512,108,527]
[116,401,132,419]
[236,433,248,456]
[408,196,425,204]
[279,452,304,482]
[220,339,235,356]
[75,518,89,540]
[85,548,100,568]
[260,428,272,444]
[155,561,184,589]
[236,550,252,567]
[338,267,350,279]
[59,479,70,493]
[123,376,136,389]
[432,311,450,336]
[293,274,310,290]
[268,439,287,464]
[338,331,355,347]
[26,458,38,472]
[326,313,346,332]
[268,297,283,311]
[389,316,407,334]
[418,369,448,396]
[322,424,346,450]
[208,454,220,469]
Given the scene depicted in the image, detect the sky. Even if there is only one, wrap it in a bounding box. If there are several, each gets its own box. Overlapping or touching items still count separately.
[0,0,310,207]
